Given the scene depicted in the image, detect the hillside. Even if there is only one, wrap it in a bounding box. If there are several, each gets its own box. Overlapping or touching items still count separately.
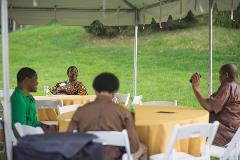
[0,24,240,107]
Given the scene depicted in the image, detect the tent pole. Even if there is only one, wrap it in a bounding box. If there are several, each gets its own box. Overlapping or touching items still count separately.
[1,0,13,159]
[133,25,138,97]
[208,0,213,97]
[13,20,16,32]
[133,9,138,97]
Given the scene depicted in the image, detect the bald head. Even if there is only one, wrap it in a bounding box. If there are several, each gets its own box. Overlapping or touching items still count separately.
[220,64,238,82]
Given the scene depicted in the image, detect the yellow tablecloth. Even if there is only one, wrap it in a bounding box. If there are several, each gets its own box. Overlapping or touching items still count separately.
[35,95,96,121]
[34,95,96,106]
[135,106,209,156]
[57,106,209,156]
[58,112,75,132]
[38,108,58,121]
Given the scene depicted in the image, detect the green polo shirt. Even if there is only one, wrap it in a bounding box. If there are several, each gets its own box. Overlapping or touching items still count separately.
[11,87,40,127]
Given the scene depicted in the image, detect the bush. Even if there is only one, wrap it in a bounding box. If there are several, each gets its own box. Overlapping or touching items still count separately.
[84,6,240,38]
[213,4,240,28]
[104,27,120,37]
[85,20,106,37]
[85,20,120,37]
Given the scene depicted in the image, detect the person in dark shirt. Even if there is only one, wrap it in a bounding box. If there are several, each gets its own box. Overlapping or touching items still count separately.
[68,72,147,160]
[51,66,87,95]
[191,64,240,146]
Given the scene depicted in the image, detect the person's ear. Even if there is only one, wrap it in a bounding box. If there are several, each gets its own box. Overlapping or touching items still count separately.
[22,78,28,83]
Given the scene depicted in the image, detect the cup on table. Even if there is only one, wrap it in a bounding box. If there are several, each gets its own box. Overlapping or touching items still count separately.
[43,86,50,96]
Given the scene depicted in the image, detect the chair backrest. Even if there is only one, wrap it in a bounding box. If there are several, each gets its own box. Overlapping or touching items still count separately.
[36,99,63,108]
[114,93,130,106]
[142,100,177,106]
[0,112,18,146]
[88,129,132,160]
[0,89,14,97]
[58,104,82,114]
[0,102,3,112]
[221,127,240,160]
[132,95,142,105]
[165,121,219,160]
[14,122,44,137]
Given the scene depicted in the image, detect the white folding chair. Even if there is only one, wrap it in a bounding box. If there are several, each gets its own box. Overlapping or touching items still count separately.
[210,127,240,160]
[14,122,44,137]
[0,102,3,112]
[150,121,220,160]
[142,100,177,106]
[0,89,14,112]
[36,99,63,108]
[114,93,130,106]
[88,129,133,160]
[0,118,17,146]
[11,129,17,145]
[0,89,14,97]
[132,95,142,105]
[58,104,82,114]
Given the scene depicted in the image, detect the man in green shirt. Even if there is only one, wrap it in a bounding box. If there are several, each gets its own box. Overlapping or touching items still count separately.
[11,67,40,127]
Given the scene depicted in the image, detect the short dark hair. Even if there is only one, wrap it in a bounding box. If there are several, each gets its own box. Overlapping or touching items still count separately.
[220,64,238,82]
[93,72,119,93]
[67,66,78,75]
[17,67,37,84]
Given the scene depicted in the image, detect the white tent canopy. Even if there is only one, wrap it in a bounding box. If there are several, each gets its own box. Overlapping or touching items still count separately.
[2,0,240,26]
[1,0,240,160]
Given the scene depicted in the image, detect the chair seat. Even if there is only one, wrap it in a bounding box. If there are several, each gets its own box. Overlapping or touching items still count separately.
[210,145,225,158]
[122,153,133,160]
[40,121,58,126]
[150,152,198,160]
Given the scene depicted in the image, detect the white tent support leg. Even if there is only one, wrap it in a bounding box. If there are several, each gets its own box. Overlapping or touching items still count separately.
[208,0,213,97]
[133,25,138,97]
[1,0,13,159]
[13,20,16,32]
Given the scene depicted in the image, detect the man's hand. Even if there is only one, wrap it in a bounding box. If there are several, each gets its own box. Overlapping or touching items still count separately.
[40,122,57,133]
[191,73,201,90]
[190,72,212,111]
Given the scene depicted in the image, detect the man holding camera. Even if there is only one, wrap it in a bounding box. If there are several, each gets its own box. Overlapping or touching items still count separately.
[191,64,240,146]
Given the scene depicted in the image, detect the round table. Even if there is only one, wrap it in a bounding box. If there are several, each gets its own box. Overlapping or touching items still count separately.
[58,111,75,132]
[135,106,209,156]
[34,95,96,106]
[57,106,209,156]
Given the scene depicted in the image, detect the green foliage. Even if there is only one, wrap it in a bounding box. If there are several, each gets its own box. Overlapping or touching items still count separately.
[84,7,240,37]
[85,11,198,37]
[162,11,198,30]
[213,4,240,28]
[85,20,120,37]
[85,20,106,36]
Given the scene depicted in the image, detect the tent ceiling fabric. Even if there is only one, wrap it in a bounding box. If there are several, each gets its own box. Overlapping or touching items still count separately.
[2,0,240,26]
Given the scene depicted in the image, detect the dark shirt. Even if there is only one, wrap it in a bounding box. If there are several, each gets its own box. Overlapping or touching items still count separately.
[11,87,39,127]
[68,95,139,160]
[208,81,240,146]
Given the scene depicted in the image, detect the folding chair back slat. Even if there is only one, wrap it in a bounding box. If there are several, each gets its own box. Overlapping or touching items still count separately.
[14,123,44,137]
[88,129,132,160]
[163,121,219,160]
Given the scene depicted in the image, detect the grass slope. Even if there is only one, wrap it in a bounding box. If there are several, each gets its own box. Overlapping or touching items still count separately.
[0,24,239,107]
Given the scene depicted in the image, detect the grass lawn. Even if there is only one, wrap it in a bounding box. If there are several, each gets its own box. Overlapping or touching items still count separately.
[0,24,239,108]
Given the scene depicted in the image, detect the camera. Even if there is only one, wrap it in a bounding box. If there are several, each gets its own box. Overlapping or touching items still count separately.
[190,72,202,83]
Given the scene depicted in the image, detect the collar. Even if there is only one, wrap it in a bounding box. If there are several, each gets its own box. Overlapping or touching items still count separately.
[15,87,34,100]
[95,95,113,103]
